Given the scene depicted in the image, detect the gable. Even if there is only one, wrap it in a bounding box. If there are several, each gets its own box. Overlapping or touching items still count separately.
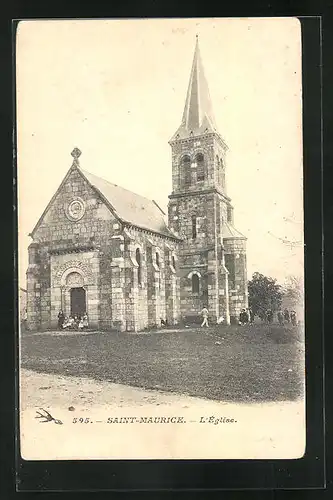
[31,164,179,243]
[31,167,116,241]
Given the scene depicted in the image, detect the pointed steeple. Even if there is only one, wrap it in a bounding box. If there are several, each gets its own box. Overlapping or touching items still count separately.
[171,36,218,141]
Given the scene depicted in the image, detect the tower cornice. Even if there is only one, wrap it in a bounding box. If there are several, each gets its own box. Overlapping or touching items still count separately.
[168,187,231,203]
[169,131,228,151]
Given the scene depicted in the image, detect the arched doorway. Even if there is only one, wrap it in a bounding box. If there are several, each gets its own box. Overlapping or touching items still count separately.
[70,287,86,317]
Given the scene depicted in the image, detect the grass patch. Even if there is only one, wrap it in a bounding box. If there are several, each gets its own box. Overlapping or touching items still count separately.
[20,323,304,403]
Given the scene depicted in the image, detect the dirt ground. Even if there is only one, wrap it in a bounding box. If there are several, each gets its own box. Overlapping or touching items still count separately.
[20,367,216,411]
[19,368,306,461]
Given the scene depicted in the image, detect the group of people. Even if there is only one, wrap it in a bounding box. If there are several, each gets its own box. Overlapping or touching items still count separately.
[57,310,89,331]
[258,309,274,324]
[277,308,297,326]
[200,306,255,328]
[255,307,298,326]
[199,306,298,327]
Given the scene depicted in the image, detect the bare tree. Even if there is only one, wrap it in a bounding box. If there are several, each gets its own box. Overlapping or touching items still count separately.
[282,275,304,307]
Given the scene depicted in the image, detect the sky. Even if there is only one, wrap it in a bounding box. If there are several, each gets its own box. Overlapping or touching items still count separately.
[16,18,304,288]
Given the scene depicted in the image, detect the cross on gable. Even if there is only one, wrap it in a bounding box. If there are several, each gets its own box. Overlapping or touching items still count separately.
[71,147,82,160]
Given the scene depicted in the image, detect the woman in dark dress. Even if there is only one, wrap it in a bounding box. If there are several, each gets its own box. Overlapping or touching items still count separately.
[290,310,297,326]
[266,309,273,324]
[284,309,290,323]
[239,309,249,325]
[57,310,65,330]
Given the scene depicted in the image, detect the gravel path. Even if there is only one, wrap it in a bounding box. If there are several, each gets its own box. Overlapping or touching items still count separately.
[19,368,306,461]
[20,368,217,410]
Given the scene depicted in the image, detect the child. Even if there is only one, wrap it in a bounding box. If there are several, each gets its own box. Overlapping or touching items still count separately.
[62,316,70,329]
[82,313,89,329]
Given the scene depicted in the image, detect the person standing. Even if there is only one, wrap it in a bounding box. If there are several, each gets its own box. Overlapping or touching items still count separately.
[259,310,266,323]
[267,309,273,324]
[200,306,209,328]
[22,308,28,332]
[284,308,290,323]
[277,309,284,325]
[73,315,80,330]
[290,310,297,326]
[82,312,89,329]
[57,310,65,330]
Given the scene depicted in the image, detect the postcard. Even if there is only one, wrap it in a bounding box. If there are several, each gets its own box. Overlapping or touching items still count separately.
[17,17,305,460]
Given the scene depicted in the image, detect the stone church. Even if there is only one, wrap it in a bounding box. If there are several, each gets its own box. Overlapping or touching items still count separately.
[26,38,248,332]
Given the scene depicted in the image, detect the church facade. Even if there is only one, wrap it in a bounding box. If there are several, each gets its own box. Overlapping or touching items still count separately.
[26,38,248,332]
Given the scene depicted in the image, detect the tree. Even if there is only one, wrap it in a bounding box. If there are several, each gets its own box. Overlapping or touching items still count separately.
[282,275,304,308]
[248,272,283,318]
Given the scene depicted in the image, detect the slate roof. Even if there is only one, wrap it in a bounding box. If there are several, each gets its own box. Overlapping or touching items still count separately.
[170,37,225,144]
[80,168,177,239]
[222,223,246,239]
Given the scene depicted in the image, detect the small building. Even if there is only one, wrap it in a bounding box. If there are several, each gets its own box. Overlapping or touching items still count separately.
[26,38,248,332]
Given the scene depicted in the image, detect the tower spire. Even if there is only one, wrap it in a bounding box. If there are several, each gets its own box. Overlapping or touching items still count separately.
[171,37,218,141]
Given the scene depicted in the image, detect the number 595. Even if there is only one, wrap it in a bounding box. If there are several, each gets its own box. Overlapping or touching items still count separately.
[73,417,90,423]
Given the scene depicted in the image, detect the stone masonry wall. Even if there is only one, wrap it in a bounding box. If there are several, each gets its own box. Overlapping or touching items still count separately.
[224,237,248,323]
[27,166,117,330]
[168,130,234,325]
[119,227,179,331]
[27,166,180,332]
[170,133,228,196]
[168,187,232,323]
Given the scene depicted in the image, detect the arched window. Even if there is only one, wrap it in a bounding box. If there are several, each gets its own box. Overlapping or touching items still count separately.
[192,274,200,294]
[192,215,197,239]
[227,206,233,224]
[146,246,152,262]
[165,249,170,266]
[172,255,176,269]
[220,158,225,187]
[182,155,191,186]
[196,153,205,181]
[155,252,160,269]
[202,274,208,298]
[216,155,221,185]
[136,248,142,285]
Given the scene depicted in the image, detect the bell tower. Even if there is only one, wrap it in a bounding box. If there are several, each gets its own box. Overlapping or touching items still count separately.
[169,36,228,197]
[168,37,248,324]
